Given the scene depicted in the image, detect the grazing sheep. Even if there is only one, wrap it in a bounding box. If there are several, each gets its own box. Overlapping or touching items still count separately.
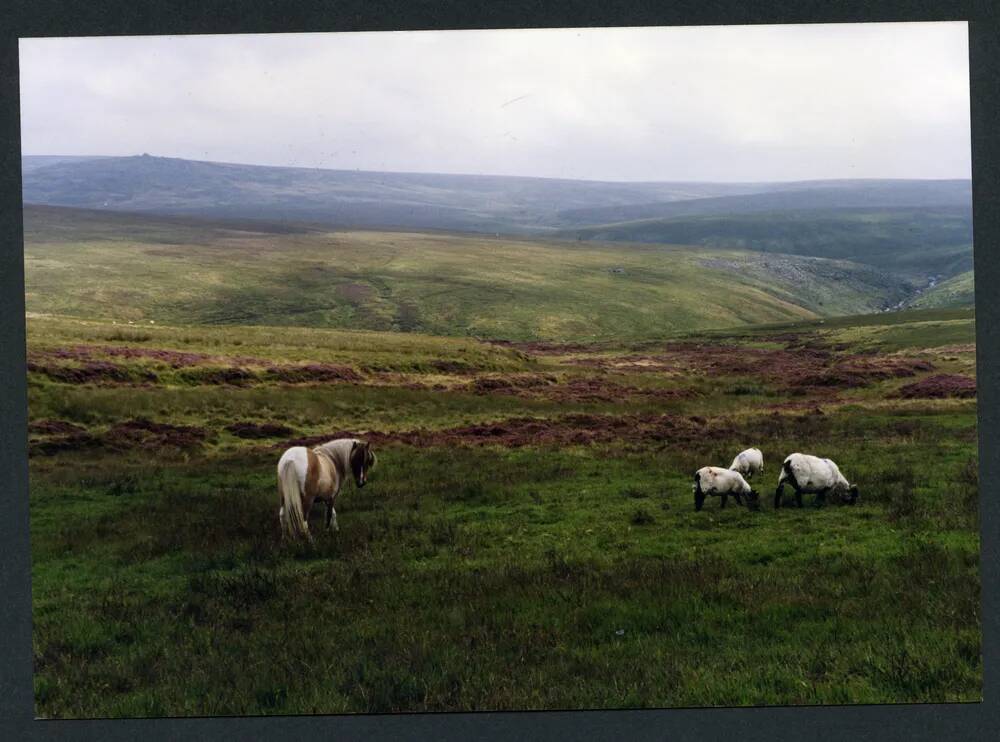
[693,466,761,511]
[729,447,764,480]
[774,453,859,509]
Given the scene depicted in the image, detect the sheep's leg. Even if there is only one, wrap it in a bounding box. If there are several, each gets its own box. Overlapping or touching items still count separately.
[774,483,784,509]
[815,489,828,508]
[720,493,728,509]
[795,489,804,508]
[694,489,706,512]
[734,493,744,506]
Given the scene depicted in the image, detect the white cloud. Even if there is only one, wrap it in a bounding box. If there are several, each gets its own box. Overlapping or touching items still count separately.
[18,22,971,181]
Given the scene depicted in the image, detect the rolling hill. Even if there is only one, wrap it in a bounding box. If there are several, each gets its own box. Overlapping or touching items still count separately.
[22,154,971,238]
[21,154,974,307]
[21,154,769,234]
[22,205,916,341]
[555,207,973,280]
[550,179,973,225]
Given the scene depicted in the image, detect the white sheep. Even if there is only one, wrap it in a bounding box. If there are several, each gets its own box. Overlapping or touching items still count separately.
[693,466,761,511]
[774,453,859,509]
[729,447,764,480]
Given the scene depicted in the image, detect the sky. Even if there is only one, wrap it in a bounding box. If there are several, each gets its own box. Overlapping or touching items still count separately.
[18,22,971,182]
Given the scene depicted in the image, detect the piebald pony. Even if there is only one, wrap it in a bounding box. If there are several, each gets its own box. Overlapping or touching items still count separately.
[276,438,376,541]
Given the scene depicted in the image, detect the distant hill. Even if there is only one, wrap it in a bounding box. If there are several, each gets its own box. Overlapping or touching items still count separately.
[551,180,972,225]
[21,154,973,284]
[21,153,968,229]
[22,205,917,341]
[21,155,110,173]
[556,207,973,280]
[21,154,770,233]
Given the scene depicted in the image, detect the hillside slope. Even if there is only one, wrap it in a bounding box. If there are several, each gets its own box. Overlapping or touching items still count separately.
[552,180,972,225]
[22,154,971,237]
[556,208,973,279]
[22,205,915,342]
[21,154,768,233]
[908,270,976,309]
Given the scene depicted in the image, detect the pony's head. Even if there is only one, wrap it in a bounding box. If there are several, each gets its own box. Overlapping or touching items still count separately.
[349,440,376,488]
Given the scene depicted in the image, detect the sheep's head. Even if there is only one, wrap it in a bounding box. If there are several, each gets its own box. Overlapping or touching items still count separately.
[836,482,859,504]
[746,489,762,511]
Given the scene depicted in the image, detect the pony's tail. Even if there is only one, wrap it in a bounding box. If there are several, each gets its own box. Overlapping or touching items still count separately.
[278,460,310,542]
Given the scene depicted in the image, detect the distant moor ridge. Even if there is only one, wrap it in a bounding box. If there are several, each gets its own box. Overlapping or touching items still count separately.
[21,155,974,338]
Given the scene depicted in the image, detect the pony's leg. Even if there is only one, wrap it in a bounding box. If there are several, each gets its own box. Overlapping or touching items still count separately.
[330,490,342,531]
[324,499,339,532]
[301,496,315,540]
[278,479,287,540]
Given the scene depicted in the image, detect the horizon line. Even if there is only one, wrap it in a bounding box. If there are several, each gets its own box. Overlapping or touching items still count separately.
[19,152,973,186]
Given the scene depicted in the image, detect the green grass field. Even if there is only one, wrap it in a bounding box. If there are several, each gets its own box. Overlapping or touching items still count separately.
[26,302,981,715]
[24,205,920,341]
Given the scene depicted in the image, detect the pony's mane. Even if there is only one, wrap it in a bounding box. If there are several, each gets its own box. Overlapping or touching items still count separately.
[315,438,375,481]
[314,438,358,456]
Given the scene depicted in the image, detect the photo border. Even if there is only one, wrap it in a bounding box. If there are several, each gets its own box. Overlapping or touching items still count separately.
[1,2,996,739]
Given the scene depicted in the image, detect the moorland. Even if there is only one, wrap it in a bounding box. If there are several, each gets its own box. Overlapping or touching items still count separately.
[22,159,980,715]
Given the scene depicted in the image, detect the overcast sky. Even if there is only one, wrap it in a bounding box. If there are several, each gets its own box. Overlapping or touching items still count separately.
[19,22,970,182]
